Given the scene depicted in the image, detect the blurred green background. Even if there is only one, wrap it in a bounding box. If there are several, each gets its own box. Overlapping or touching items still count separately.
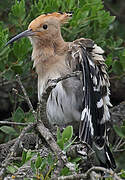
[0,0,125,175]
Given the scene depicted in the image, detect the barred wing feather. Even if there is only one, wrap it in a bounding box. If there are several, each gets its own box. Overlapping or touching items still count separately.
[68,38,116,169]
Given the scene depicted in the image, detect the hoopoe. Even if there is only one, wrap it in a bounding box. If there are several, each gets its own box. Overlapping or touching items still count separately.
[6,12,116,169]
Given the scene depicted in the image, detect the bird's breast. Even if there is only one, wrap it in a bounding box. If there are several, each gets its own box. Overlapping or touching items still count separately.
[37,53,71,101]
[46,77,83,128]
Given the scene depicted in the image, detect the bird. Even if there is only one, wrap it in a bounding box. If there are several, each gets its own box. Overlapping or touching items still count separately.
[6,12,116,169]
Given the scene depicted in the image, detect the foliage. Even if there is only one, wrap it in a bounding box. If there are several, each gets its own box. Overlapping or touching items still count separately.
[0,0,125,179]
[0,0,125,84]
[31,153,57,179]
[0,0,124,140]
[6,126,75,179]
[0,0,119,142]
[0,107,35,142]
[114,120,125,139]
[57,125,75,151]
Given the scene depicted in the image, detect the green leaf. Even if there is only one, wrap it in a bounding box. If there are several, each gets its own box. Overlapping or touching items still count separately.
[114,125,125,138]
[123,121,125,126]
[47,154,53,166]
[57,127,62,142]
[0,126,18,136]
[121,126,125,135]
[106,55,113,67]
[57,139,64,150]
[0,26,9,48]
[120,170,125,178]
[13,107,25,122]
[108,16,116,24]
[25,111,35,123]
[122,49,125,57]
[60,167,70,176]
[63,136,77,152]
[7,165,17,174]
[3,69,15,81]
[25,150,33,162]
[71,157,81,163]
[31,160,36,174]
[35,154,42,169]
[13,38,31,60]
[11,0,25,20]
[120,53,125,70]
[116,38,123,47]
[39,159,47,172]
[62,126,73,143]
[11,64,23,74]
[22,150,27,164]
[112,61,123,75]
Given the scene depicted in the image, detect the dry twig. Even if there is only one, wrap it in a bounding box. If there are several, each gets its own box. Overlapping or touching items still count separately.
[54,166,122,180]
[16,75,69,177]
[0,120,31,126]
[0,123,36,178]
[1,71,121,179]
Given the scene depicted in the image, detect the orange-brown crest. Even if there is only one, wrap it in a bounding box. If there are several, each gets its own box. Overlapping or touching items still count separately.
[28,12,72,30]
[6,12,72,46]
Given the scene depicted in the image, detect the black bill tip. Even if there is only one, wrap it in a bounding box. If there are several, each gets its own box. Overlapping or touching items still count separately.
[5,29,33,47]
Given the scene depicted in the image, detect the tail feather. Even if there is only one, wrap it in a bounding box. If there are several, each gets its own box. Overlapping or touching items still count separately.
[93,140,116,169]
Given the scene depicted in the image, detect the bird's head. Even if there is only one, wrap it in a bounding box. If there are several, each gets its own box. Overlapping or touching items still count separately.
[6,12,72,46]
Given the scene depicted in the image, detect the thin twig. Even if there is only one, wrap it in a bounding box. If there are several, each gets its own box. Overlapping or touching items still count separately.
[16,75,68,175]
[86,167,121,180]
[0,75,38,177]
[114,138,123,152]
[0,73,37,86]
[0,120,31,126]
[12,88,26,100]
[118,141,125,149]
[16,74,64,159]
[16,75,37,120]
[114,148,125,152]
[0,123,36,178]
[54,166,122,180]
[37,120,66,160]
[50,71,81,84]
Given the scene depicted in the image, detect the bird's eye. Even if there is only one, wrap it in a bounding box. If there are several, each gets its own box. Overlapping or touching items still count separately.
[43,24,48,30]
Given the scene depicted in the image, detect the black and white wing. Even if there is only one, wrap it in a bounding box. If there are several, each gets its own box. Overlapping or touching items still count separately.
[67,38,116,169]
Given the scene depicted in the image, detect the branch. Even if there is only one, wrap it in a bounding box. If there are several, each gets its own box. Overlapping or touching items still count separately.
[16,75,37,120]
[0,133,38,167]
[37,120,66,160]
[16,75,68,177]
[0,120,31,126]
[1,72,121,179]
[0,73,37,86]
[0,75,38,177]
[54,166,122,180]
[16,75,65,158]
[50,71,81,84]
[86,167,121,180]
[0,123,36,178]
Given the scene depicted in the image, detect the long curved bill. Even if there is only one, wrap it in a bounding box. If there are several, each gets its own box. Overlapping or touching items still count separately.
[5,29,34,47]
